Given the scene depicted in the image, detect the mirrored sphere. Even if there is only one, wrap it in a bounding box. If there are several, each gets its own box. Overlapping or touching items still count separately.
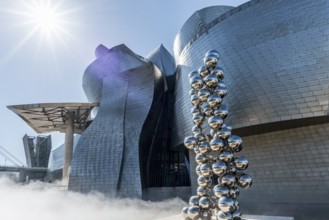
[224,124,232,131]
[214,87,227,98]
[198,65,210,78]
[190,76,204,89]
[221,174,236,188]
[210,138,224,151]
[189,71,199,78]
[216,127,231,139]
[208,116,224,129]
[196,165,202,176]
[208,94,222,107]
[234,156,249,170]
[184,136,197,149]
[194,132,207,142]
[202,104,213,116]
[219,151,234,163]
[196,153,207,165]
[199,196,210,209]
[212,161,227,176]
[191,94,201,106]
[200,164,212,177]
[181,207,189,219]
[211,67,224,80]
[232,210,242,219]
[227,162,237,174]
[213,105,228,119]
[204,53,218,69]
[192,126,202,134]
[204,74,218,87]
[188,206,200,220]
[228,135,243,152]
[237,174,253,189]
[197,186,207,196]
[199,141,210,154]
[213,185,229,198]
[197,175,208,187]
[191,107,200,115]
[193,113,204,125]
[194,146,200,154]
[189,89,197,96]
[216,211,232,220]
[198,89,211,102]
[206,49,220,59]
[218,197,235,213]
[217,80,226,88]
[189,195,200,206]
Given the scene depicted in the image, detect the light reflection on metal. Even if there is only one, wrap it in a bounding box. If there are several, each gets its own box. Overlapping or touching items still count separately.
[182,50,252,220]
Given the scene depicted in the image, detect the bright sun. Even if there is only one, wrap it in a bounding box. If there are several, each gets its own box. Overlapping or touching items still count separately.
[31,3,60,34]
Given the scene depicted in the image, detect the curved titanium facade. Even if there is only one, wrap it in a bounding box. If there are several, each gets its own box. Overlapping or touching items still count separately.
[69,45,165,197]
[173,0,329,218]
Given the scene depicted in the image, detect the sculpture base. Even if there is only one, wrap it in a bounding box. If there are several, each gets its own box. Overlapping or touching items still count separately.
[158,214,294,220]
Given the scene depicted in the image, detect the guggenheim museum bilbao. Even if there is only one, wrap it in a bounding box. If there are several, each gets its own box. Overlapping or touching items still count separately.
[8,0,329,217]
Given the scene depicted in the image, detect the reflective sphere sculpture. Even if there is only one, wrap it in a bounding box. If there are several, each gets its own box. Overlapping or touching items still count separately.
[188,206,200,220]
[221,174,236,188]
[234,156,249,170]
[184,136,197,149]
[218,197,235,213]
[183,50,251,220]
[212,161,227,176]
[237,174,253,189]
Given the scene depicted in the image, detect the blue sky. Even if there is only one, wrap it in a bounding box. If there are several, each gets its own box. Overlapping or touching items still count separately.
[0,0,247,165]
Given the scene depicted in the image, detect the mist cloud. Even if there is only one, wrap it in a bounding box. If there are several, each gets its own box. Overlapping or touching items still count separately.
[0,177,185,220]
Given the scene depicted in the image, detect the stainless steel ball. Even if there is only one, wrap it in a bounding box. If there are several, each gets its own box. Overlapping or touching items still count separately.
[229,187,240,199]
[237,174,252,189]
[208,116,224,129]
[216,211,232,220]
[234,156,249,170]
[217,80,226,88]
[198,65,210,78]
[228,135,243,152]
[214,87,227,98]
[197,175,208,187]
[189,195,200,206]
[210,138,225,151]
[188,205,200,220]
[191,107,200,115]
[212,161,227,176]
[206,49,220,59]
[207,94,222,107]
[211,67,224,80]
[200,163,212,177]
[213,105,228,119]
[221,174,236,188]
[184,136,197,149]
[204,74,218,88]
[189,89,197,96]
[219,151,234,163]
[197,186,207,196]
[199,141,210,154]
[194,132,207,142]
[227,162,237,174]
[202,104,213,117]
[189,71,199,78]
[194,146,200,154]
[192,125,202,134]
[190,94,201,106]
[213,185,229,198]
[198,89,211,102]
[181,207,189,219]
[199,196,210,209]
[216,127,231,139]
[218,197,235,213]
[204,53,218,69]
[190,76,204,89]
[193,113,204,125]
[195,153,207,165]
[232,210,242,219]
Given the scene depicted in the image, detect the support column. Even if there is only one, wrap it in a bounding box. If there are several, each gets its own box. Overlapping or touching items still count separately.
[62,111,75,184]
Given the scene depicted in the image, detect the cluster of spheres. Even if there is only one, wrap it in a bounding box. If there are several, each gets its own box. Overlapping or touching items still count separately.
[182,50,252,220]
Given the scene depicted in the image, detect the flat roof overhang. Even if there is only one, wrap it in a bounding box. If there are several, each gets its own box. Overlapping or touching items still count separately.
[7,102,99,134]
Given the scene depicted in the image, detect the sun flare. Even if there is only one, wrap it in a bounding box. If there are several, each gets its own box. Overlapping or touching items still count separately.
[30,3,60,34]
